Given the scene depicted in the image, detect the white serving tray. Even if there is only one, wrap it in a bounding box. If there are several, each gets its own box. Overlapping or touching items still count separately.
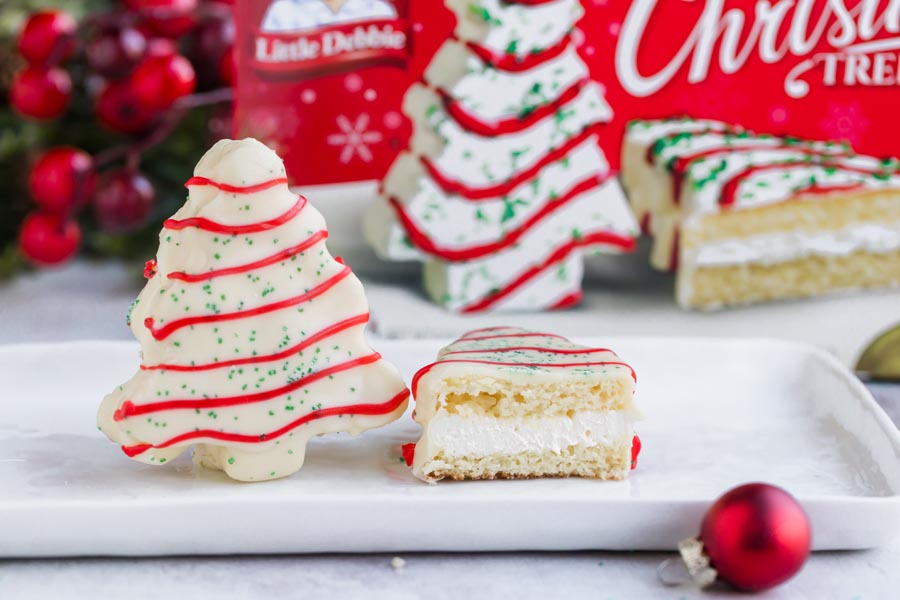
[0,338,898,557]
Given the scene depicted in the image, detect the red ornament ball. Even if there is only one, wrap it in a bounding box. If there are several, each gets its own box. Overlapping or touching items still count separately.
[29,147,96,215]
[17,10,77,66]
[127,0,198,39]
[18,212,82,266]
[131,54,197,111]
[95,80,158,134]
[86,26,148,79]
[700,483,811,592]
[10,66,71,120]
[93,170,156,233]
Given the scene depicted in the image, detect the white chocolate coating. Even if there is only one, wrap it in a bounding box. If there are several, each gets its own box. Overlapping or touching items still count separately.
[98,139,409,482]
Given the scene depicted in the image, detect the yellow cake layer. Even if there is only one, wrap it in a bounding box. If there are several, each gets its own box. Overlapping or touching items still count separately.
[417,437,633,481]
[681,189,900,248]
[436,375,633,419]
[679,247,900,309]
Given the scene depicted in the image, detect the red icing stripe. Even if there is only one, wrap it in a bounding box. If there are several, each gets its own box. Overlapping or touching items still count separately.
[164,196,306,234]
[643,124,735,164]
[459,331,568,342]
[461,326,516,335]
[719,161,886,207]
[144,265,352,340]
[121,389,410,456]
[670,143,853,204]
[548,290,583,310]
[461,32,571,73]
[115,351,383,420]
[444,344,612,356]
[412,358,635,398]
[141,313,369,372]
[460,231,636,313]
[167,230,327,282]
[439,78,586,137]
[401,442,416,467]
[185,176,288,194]
[631,434,641,470]
[794,182,868,196]
[391,175,619,261]
[420,125,601,200]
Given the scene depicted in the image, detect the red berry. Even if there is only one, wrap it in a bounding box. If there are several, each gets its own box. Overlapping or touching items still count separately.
[18,212,81,266]
[29,147,96,215]
[17,10,77,66]
[146,37,177,57]
[95,80,158,134]
[94,170,156,233]
[217,46,235,86]
[193,13,234,64]
[86,26,147,78]
[131,54,196,110]
[10,66,71,120]
[127,0,198,39]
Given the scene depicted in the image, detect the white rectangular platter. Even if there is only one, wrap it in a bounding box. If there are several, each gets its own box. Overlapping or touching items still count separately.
[0,338,898,557]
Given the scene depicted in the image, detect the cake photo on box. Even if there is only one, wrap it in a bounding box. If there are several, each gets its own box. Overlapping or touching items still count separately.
[402,327,641,482]
[365,0,638,313]
[97,138,410,482]
[621,120,900,310]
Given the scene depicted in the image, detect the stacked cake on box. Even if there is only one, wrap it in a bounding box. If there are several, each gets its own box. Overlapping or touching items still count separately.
[622,118,900,310]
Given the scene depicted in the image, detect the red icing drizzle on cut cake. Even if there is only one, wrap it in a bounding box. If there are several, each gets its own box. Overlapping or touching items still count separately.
[411,329,636,399]
[401,442,416,467]
[631,434,641,470]
[718,161,889,207]
[669,143,854,204]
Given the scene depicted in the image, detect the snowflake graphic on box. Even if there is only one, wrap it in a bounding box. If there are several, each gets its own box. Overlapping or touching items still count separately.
[327,114,383,164]
[820,101,870,147]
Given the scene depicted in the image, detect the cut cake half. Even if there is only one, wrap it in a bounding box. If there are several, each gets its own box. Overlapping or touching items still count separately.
[404,327,641,482]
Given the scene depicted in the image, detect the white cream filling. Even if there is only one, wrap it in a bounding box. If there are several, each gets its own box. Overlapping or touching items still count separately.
[425,411,633,457]
[690,222,900,267]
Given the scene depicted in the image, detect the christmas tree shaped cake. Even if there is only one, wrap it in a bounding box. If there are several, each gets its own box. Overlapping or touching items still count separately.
[98,139,410,482]
[366,0,638,312]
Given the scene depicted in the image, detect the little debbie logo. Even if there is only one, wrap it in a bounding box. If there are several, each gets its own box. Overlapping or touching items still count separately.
[251,0,408,76]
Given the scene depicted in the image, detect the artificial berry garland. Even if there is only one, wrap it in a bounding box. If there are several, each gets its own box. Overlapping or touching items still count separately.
[1,0,235,273]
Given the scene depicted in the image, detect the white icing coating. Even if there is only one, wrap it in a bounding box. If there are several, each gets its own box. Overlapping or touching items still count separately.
[98,139,409,482]
[447,0,581,57]
[689,222,900,267]
[426,411,633,457]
